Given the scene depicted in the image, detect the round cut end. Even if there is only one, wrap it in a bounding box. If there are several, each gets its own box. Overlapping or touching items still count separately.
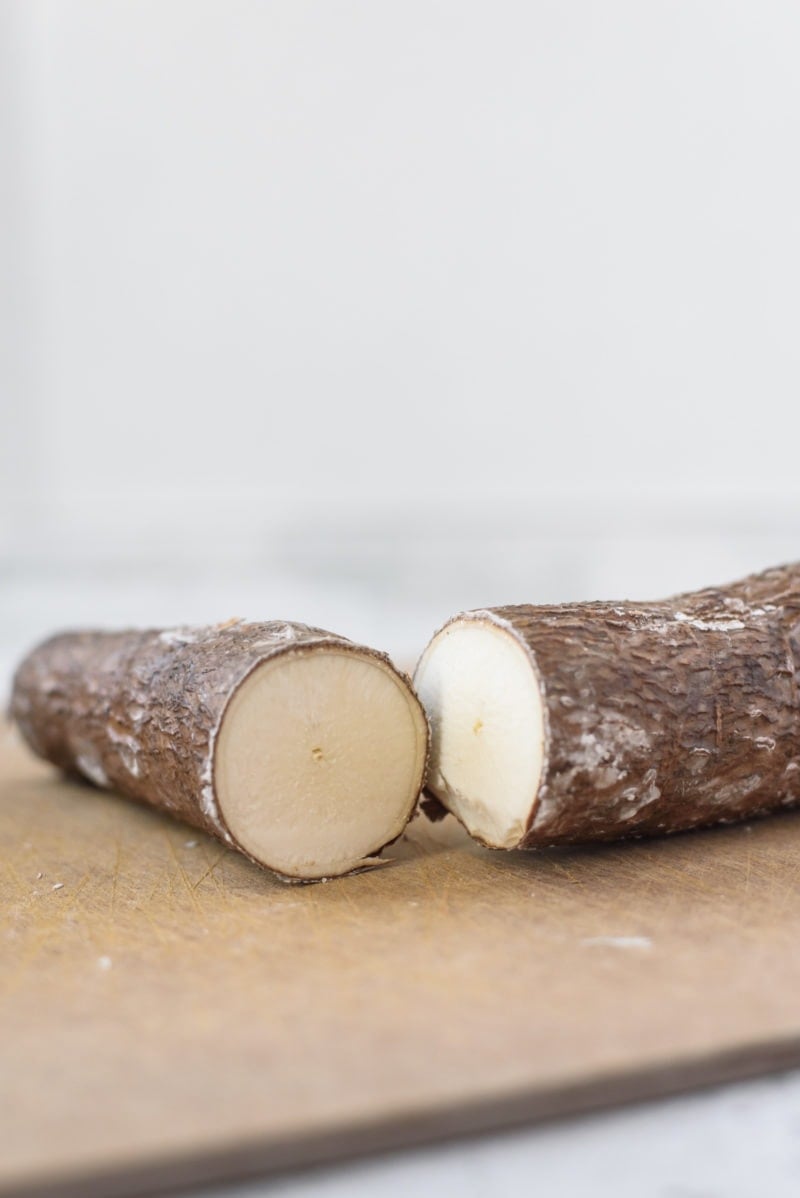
[215,646,427,879]
[413,617,545,849]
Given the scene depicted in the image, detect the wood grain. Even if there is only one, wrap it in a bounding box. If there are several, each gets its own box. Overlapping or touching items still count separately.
[4,728,800,1197]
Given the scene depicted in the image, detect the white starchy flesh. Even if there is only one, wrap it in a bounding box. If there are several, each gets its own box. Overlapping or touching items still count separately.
[414,618,546,848]
[215,647,427,879]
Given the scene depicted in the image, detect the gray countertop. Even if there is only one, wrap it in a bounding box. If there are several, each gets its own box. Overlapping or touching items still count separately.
[203,1069,800,1198]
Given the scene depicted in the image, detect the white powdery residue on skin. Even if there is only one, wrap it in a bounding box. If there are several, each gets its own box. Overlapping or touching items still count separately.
[159,628,199,646]
[581,935,653,951]
[471,609,520,636]
[724,597,777,617]
[599,716,651,756]
[591,765,626,789]
[618,768,661,820]
[119,748,141,777]
[575,731,608,770]
[714,775,763,803]
[616,611,678,636]
[198,738,229,839]
[250,624,318,651]
[545,716,651,815]
[570,730,628,790]
[200,781,216,818]
[576,723,645,769]
[530,790,557,825]
[673,611,746,632]
[75,751,109,788]
[107,725,142,777]
[272,623,299,642]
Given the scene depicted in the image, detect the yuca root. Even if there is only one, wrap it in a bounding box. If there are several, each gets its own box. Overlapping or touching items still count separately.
[414,563,800,849]
[12,620,429,880]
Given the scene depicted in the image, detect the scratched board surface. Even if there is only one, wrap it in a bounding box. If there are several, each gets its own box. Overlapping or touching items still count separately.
[4,727,800,1198]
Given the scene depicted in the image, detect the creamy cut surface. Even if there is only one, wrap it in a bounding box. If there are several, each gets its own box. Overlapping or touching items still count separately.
[414,618,546,847]
[11,622,429,881]
[216,647,426,878]
[415,564,800,849]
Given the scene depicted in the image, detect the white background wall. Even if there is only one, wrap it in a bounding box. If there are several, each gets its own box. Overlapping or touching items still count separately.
[3,1,800,672]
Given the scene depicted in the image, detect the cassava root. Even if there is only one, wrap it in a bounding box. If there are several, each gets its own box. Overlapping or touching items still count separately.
[11,620,429,880]
[414,563,800,849]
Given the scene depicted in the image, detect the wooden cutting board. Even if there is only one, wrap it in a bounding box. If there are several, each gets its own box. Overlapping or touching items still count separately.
[4,726,800,1198]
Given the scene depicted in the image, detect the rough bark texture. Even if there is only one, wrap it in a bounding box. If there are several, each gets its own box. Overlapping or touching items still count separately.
[10,619,418,878]
[446,563,800,846]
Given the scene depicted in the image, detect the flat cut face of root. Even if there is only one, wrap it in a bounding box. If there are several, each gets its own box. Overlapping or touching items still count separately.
[215,648,427,879]
[414,618,545,849]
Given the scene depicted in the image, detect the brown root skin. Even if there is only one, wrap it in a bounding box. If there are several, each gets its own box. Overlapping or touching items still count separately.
[11,620,428,882]
[420,562,800,849]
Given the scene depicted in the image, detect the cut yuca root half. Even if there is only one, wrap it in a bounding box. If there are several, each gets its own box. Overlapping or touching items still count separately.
[12,622,429,881]
[414,563,800,850]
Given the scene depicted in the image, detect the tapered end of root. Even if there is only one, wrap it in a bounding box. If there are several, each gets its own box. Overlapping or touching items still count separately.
[413,616,545,849]
[215,646,428,879]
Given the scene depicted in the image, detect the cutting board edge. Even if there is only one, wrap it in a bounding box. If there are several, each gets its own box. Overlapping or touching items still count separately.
[7,1031,800,1198]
